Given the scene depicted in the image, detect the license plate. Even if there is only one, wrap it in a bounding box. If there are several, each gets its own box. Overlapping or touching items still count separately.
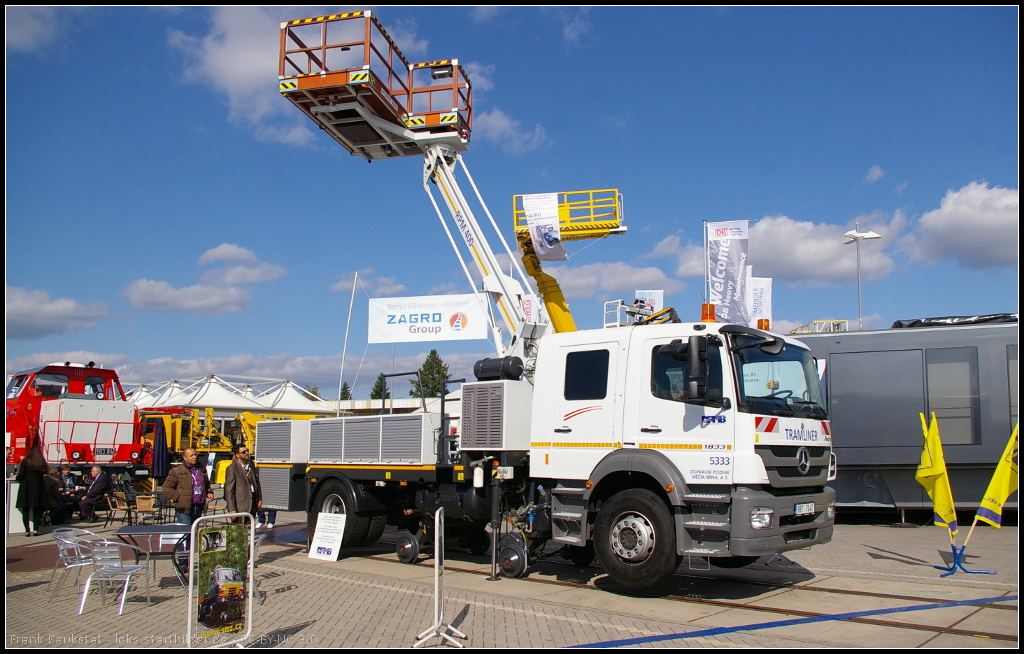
[95,447,115,456]
[794,502,815,516]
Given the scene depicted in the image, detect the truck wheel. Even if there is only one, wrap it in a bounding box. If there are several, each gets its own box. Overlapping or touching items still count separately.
[563,541,596,567]
[359,513,387,547]
[499,542,528,578]
[308,479,368,552]
[594,489,679,589]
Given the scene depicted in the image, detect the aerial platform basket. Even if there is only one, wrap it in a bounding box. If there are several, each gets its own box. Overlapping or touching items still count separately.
[512,189,627,244]
[279,11,472,161]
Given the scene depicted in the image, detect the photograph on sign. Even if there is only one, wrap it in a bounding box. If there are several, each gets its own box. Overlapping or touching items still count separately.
[522,193,567,261]
[193,523,250,642]
[368,294,488,343]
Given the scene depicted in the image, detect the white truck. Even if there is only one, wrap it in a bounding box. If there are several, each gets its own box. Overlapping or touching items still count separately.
[264,11,836,588]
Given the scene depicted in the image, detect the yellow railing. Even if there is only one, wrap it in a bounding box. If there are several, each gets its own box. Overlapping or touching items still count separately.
[513,189,624,242]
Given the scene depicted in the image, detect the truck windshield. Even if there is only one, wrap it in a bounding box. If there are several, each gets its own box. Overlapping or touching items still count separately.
[731,335,826,419]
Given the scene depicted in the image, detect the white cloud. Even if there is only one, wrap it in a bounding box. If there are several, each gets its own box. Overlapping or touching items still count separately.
[902,182,1018,269]
[388,18,428,57]
[168,7,315,145]
[470,7,503,23]
[864,165,885,183]
[748,214,898,285]
[543,262,685,302]
[124,244,285,313]
[649,235,706,278]
[559,8,592,46]
[201,262,287,286]
[474,109,549,155]
[6,287,110,340]
[121,279,252,315]
[769,319,805,335]
[330,268,406,297]
[198,243,258,265]
[893,181,908,195]
[464,62,495,91]
[5,7,80,54]
[6,351,130,377]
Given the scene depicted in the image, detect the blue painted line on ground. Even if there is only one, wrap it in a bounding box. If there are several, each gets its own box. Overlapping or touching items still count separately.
[571,594,1018,648]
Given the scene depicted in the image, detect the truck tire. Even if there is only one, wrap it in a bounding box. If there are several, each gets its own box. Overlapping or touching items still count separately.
[308,479,368,552]
[594,489,680,589]
[359,513,387,547]
[563,541,596,567]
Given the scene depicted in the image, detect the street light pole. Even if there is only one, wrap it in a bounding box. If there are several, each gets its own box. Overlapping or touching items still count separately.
[843,223,882,330]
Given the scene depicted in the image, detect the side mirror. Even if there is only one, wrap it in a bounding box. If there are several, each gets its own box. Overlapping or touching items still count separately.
[688,336,707,379]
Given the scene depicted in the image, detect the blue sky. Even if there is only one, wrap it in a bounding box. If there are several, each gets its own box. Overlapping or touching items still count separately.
[6,7,1018,399]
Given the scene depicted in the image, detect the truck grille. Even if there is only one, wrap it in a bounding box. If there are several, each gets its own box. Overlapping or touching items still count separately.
[755,445,830,488]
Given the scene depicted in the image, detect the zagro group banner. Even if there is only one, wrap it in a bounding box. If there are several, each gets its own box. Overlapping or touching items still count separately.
[706,220,749,325]
[368,294,488,343]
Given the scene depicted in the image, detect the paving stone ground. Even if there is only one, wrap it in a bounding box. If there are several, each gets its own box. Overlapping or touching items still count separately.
[5,515,1018,648]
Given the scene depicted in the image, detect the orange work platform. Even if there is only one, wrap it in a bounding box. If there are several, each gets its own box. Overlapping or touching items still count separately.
[279,11,472,161]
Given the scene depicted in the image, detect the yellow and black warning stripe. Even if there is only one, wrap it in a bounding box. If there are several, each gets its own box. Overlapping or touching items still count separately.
[279,79,298,92]
[413,59,453,69]
[440,113,457,124]
[405,116,425,126]
[285,12,363,27]
[349,71,370,83]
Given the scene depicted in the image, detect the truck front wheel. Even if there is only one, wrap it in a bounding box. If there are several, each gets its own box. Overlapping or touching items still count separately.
[594,489,679,589]
[308,479,369,554]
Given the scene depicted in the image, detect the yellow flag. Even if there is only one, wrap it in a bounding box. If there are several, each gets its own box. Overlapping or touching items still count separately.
[915,412,958,534]
[976,424,1019,528]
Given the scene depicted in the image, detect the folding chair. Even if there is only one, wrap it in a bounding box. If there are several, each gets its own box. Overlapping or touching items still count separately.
[78,540,151,616]
[104,493,133,528]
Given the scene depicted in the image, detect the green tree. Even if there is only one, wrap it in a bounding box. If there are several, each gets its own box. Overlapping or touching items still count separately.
[302,385,321,400]
[409,349,451,398]
[338,381,352,401]
[369,373,391,400]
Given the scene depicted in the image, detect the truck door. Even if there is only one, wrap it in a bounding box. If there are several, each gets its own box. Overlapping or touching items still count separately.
[625,333,735,486]
[545,342,619,479]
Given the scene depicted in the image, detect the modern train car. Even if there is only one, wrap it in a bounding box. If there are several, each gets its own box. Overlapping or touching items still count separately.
[796,316,1017,509]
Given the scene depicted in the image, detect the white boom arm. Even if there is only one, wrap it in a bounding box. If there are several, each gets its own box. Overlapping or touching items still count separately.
[422,144,548,358]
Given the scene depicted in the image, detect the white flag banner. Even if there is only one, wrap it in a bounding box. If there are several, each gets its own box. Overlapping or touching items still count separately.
[707,220,749,324]
[368,294,488,343]
[745,266,772,328]
[635,290,664,314]
[522,193,567,262]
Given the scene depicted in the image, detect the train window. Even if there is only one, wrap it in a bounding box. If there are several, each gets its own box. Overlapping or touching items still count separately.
[564,349,610,401]
[33,374,69,399]
[925,347,979,445]
[84,376,106,399]
[6,376,27,399]
[1008,344,1018,429]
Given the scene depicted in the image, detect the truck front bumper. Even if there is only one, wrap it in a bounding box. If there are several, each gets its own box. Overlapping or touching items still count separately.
[728,486,836,557]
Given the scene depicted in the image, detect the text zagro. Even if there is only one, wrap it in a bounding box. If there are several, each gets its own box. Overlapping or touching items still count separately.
[387,312,444,335]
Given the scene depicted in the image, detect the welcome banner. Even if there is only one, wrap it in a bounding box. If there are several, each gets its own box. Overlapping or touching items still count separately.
[368,294,488,343]
[706,221,749,325]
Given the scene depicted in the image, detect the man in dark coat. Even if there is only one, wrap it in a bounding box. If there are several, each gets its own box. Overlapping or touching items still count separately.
[78,465,112,522]
[224,442,262,519]
[163,448,213,524]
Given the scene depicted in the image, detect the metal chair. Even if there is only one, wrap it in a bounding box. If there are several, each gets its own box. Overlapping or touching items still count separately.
[48,528,102,602]
[78,539,151,616]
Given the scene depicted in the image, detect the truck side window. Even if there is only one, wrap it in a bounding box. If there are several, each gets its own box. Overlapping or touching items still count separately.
[651,343,722,404]
[564,350,610,401]
[84,376,106,399]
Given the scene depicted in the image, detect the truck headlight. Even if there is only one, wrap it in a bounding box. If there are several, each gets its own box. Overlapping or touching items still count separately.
[750,507,774,530]
[827,500,835,520]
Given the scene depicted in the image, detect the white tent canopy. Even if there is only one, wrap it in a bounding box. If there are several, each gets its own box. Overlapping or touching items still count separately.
[122,374,331,415]
[186,376,269,411]
[258,380,334,413]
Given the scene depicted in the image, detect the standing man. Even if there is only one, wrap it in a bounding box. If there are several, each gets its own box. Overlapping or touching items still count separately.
[78,465,112,523]
[163,448,213,524]
[224,443,261,520]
